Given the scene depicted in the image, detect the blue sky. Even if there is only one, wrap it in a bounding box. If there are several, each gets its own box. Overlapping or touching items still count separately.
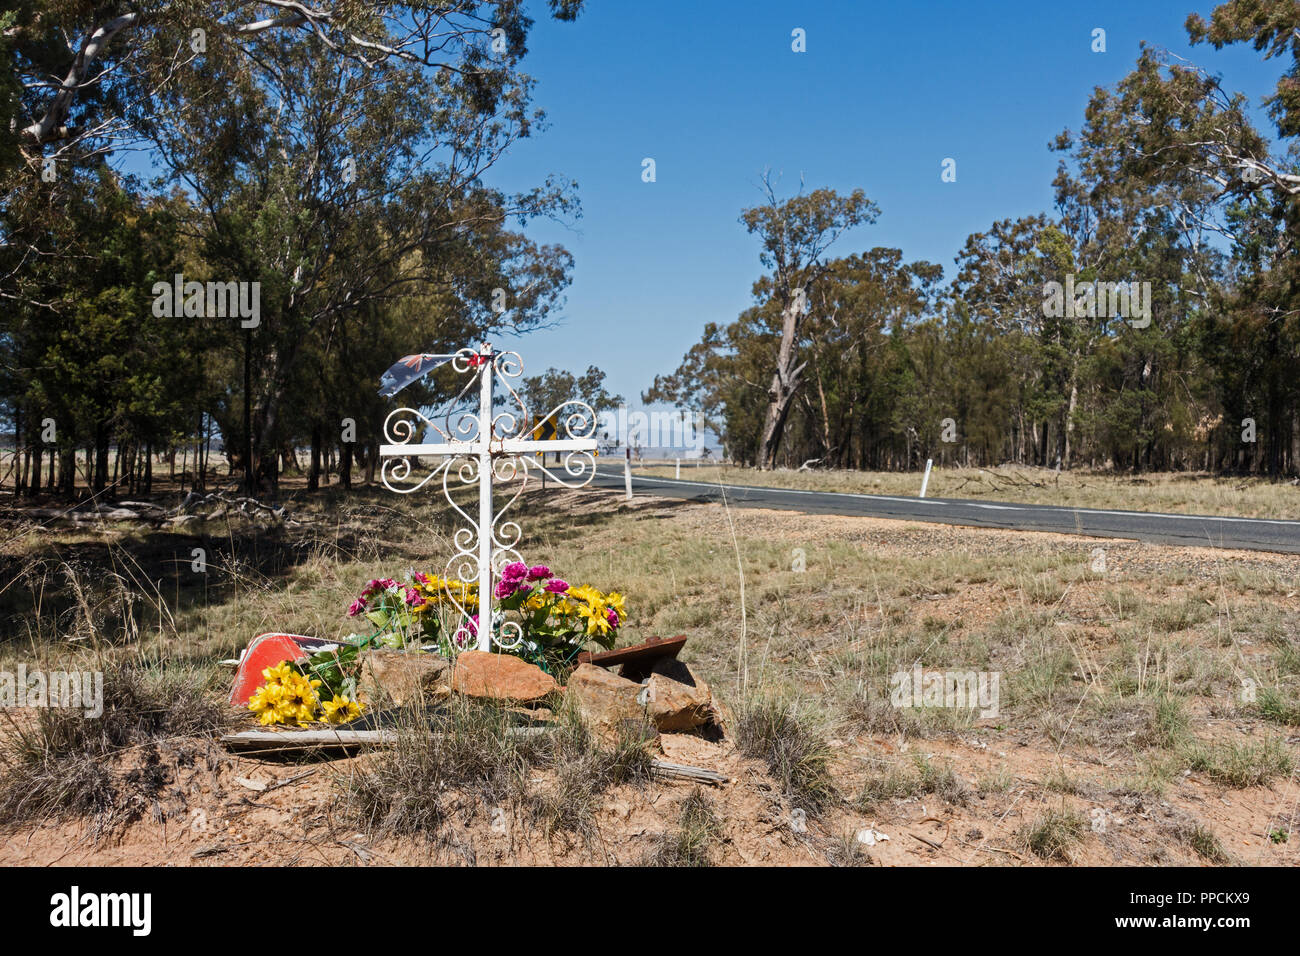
[487,0,1282,405]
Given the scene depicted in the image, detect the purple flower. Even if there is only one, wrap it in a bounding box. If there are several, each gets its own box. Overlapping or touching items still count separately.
[544,579,569,594]
[606,607,620,627]
[501,562,528,583]
[527,565,551,581]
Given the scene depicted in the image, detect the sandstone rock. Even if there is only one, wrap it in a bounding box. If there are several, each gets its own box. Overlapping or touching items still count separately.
[567,659,722,736]
[565,663,646,731]
[360,649,450,707]
[644,658,716,731]
[451,650,558,702]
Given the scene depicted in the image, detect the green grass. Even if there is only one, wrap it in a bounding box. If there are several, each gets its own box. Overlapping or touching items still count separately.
[1255,688,1300,727]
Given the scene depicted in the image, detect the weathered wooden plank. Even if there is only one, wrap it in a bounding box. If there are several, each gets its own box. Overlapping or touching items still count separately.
[649,759,729,786]
[220,725,552,753]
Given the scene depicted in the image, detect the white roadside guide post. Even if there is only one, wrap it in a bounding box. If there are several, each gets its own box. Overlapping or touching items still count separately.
[919,458,933,499]
[378,343,598,652]
[624,447,633,500]
[675,458,681,479]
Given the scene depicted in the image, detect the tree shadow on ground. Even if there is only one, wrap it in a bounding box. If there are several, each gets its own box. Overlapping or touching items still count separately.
[0,482,697,649]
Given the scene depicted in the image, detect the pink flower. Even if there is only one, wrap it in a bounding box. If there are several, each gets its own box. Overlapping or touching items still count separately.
[606,607,620,627]
[544,579,569,594]
[495,579,530,600]
[527,565,551,581]
[361,577,397,599]
[347,598,365,617]
[404,587,424,607]
[454,615,479,648]
[501,562,528,582]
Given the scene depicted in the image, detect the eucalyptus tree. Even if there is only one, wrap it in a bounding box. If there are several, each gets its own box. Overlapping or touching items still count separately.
[740,176,878,469]
[1062,0,1300,474]
[647,245,939,469]
[129,9,579,492]
[522,366,623,421]
[949,216,1059,465]
[9,1,585,163]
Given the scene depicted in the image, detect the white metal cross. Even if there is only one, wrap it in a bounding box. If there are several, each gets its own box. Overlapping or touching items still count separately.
[378,342,599,651]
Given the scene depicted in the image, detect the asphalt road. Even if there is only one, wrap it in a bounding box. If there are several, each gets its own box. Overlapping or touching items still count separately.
[589,468,1300,555]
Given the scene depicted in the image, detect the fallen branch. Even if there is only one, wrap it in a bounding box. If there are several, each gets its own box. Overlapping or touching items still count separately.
[177,490,290,522]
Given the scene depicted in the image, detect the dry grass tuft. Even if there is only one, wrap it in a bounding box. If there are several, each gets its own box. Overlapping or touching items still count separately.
[338,699,653,842]
[1019,807,1088,862]
[0,657,230,836]
[735,699,836,813]
[644,787,723,866]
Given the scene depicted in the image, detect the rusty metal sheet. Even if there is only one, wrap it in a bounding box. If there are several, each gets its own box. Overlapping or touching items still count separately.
[576,634,687,682]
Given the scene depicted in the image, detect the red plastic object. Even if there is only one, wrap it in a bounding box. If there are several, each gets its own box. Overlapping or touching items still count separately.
[229,633,329,707]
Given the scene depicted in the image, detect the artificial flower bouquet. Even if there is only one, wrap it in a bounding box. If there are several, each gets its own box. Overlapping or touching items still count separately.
[245,562,628,724]
[345,563,628,670]
[493,562,626,670]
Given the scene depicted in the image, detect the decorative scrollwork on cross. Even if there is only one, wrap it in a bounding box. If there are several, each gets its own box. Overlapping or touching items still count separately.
[378,343,600,651]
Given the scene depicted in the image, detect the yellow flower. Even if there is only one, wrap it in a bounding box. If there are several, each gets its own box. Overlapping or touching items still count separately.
[249,663,325,726]
[248,683,282,710]
[320,696,364,725]
[577,601,612,637]
[260,662,293,683]
[567,584,600,606]
[604,591,627,621]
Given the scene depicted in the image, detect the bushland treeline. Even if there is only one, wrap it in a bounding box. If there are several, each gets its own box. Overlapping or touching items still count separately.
[648,3,1300,476]
[0,1,586,498]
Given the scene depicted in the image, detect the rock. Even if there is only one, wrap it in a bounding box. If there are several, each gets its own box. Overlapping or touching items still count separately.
[360,649,451,706]
[565,663,646,731]
[644,658,716,732]
[451,650,558,702]
[508,705,557,723]
[567,659,722,736]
